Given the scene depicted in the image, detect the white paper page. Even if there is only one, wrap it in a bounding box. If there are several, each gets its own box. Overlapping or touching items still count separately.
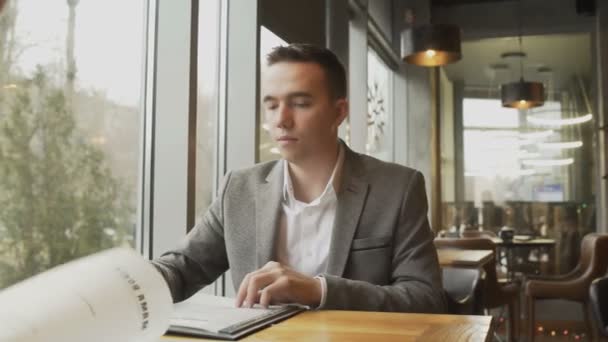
[170,292,286,333]
[0,248,172,342]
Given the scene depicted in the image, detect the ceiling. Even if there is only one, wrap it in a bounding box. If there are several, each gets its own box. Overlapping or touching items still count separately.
[260,0,325,46]
[443,33,592,91]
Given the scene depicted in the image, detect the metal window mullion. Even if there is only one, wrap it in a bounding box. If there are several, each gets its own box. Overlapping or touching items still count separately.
[138,0,158,259]
[349,9,368,153]
[150,1,193,258]
[220,0,259,297]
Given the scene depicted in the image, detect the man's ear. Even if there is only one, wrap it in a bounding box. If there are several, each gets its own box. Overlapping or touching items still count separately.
[332,98,349,130]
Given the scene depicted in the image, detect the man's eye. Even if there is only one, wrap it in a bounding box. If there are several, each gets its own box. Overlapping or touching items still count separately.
[265,104,278,110]
[293,102,310,108]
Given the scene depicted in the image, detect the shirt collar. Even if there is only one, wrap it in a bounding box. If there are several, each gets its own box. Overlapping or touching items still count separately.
[282,142,345,205]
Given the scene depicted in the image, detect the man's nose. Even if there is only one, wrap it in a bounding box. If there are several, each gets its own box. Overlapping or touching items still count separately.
[275,103,293,128]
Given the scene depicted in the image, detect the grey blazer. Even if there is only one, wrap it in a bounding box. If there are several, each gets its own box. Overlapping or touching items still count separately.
[153,144,446,313]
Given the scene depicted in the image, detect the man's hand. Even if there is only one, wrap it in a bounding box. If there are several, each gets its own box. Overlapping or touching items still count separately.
[235,261,322,309]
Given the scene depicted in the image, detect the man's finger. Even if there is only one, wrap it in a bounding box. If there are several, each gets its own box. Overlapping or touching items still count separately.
[236,263,283,307]
[235,272,252,307]
[262,261,280,270]
[243,271,278,308]
[236,269,265,307]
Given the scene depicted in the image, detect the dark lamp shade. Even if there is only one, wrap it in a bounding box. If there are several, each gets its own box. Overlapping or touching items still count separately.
[401,24,462,67]
[501,80,545,109]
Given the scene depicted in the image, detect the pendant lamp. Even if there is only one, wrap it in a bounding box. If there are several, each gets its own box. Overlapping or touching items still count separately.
[501,77,545,109]
[500,0,544,109]
[401,23,462,67]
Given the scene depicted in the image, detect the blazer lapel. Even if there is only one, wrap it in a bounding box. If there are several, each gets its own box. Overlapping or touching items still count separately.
[255,162,283,268]
[326,147,369,276]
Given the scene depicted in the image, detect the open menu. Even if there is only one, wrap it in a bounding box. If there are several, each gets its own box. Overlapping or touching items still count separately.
[168,292,303,340]
[0,248,303,342]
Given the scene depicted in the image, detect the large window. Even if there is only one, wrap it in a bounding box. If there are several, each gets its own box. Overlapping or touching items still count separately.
[257,26,287,163]
[463,99,572,204]
[0,0,146,288]
[461,95,595,273]
[439,33,598,276]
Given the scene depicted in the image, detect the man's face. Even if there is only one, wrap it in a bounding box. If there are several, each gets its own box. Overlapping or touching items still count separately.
[262,62,347,163]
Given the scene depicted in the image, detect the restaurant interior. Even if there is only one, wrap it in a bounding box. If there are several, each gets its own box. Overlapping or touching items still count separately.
[0,0,607,341]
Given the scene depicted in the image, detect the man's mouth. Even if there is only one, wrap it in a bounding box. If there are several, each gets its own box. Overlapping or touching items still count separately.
[277,136,297,142]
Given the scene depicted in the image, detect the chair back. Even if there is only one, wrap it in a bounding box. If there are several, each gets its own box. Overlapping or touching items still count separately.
[524,233,608,303]
[442,267,481,315]
[578,234,608,282]
[590,276,608,337]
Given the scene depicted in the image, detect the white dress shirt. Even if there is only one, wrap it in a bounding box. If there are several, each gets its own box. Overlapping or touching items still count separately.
[275,144,344,308]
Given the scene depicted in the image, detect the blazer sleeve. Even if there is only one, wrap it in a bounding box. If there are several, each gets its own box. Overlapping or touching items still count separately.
[322,171,447,313]
[151,172,232,303]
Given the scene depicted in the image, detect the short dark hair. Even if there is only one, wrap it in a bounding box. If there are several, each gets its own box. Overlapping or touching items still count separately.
[266,44,347,100]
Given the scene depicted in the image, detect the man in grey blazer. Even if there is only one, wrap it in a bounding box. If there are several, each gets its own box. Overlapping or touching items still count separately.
[153,44,445,313]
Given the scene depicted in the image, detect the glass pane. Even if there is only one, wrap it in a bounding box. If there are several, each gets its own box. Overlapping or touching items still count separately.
[366,48,393,161]
[257,26,287,163]
[463,100,571,203]
[0,0,146,288]
[443,33,597,276]
[463,98,519,128]
[195,0,220,217]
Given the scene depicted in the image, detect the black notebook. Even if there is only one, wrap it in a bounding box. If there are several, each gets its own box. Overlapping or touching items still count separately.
[167,292,304,340]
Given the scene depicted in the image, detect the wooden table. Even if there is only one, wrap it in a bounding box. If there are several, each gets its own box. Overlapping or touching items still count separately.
[437,249,494,268]
[161,310,493,342]
[490,236,556,247]
[490,237,556,280]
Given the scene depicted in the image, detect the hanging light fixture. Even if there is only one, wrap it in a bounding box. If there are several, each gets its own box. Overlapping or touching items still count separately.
[527,112,593,126]
[400,7,462,67]
[537,141,583,150]
[501,77,545,109]
[526,69,594,126]
[500,0,544,109]
[521,158,574,167]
